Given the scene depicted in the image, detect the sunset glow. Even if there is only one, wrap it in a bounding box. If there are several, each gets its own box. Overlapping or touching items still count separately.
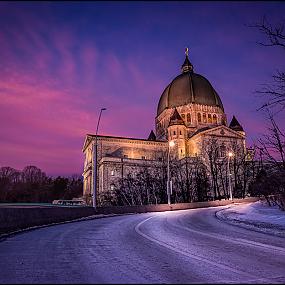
[0,2,284,176]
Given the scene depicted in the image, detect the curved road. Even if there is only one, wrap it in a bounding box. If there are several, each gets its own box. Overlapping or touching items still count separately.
[0,204,284,283]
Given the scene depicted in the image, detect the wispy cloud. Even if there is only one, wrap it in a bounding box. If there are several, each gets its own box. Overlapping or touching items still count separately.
[0,2,283,175]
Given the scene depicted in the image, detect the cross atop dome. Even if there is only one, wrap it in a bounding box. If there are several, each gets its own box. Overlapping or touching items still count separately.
[185,47,189,57]
[181,47,193,73]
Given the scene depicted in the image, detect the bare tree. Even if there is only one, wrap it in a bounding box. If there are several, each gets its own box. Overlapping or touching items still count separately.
[201,137,223,199]
[0,167,20,201]
[258,112,285,172]
[250,16,285,112]
[193,157,210,202]
[171,158,195,203]
[246,16,285,208]
[22,165,47,185]
[247,109,285,208]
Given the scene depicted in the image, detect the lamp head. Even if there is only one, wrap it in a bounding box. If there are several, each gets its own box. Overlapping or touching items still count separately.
[169,140,175,147]
[228,151,233,157]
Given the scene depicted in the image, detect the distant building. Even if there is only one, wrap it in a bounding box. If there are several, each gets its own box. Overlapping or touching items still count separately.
[82,51,246,204]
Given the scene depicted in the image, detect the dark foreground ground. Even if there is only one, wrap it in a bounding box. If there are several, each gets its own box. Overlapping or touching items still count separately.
[0,203,284,284]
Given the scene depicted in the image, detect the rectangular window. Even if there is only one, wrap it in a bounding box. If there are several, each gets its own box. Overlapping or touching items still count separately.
[111,170,114,176]
[220,145,226,158]
[187,113,191,122]
[142,156,146,160]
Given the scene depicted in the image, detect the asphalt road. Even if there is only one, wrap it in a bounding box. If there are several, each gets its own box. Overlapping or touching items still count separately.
[0,204,284,284]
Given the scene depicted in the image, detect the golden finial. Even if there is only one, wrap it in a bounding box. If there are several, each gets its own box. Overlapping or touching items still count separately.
[185,47,189,57]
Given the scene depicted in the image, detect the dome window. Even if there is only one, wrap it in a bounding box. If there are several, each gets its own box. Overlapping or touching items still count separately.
[208,114,212,123]
[198,113,202,123]
[213,114,217,124]
[203,113,207,123]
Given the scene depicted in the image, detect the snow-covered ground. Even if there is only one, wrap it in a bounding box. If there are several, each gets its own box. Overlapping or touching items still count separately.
[216,200,285,237]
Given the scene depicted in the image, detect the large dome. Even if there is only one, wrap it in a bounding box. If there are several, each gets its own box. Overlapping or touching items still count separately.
[157,56,224,116]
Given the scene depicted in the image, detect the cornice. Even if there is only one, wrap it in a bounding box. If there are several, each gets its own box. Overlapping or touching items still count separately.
[86,134,167,147]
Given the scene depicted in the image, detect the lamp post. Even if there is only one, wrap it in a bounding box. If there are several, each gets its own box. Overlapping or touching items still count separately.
[227,151,233,201]
[93,108,106,209]
[167,140,175,205]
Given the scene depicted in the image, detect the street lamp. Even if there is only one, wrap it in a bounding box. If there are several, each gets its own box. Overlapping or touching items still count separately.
[227,151,233,201]
[167,140,175,206]
[93,108,106,209]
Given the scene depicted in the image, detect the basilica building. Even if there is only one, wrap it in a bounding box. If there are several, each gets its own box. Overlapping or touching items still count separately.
[82,51,246,204]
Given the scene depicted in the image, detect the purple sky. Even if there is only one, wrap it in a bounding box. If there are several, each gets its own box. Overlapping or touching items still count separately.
[0,1,285,176]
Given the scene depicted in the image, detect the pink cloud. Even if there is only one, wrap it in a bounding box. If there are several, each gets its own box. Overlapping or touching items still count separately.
[0,4,275,177]
[0,32,157,176]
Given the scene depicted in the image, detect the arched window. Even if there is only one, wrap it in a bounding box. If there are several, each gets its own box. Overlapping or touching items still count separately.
[208,114,212,123]
[213,114,217,124]
[181,114,185,120]
[187,113,191,123]
[173,131,176,135]
[198,113,202,123]
[180,130,182,135]
[203,113,207,123]
[220,145,226,157]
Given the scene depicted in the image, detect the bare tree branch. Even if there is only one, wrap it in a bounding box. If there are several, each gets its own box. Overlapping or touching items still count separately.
[249,16,285,111]
[249,15,285,49]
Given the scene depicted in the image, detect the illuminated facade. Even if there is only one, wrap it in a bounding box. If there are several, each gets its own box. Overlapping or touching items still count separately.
[82,51,246,204]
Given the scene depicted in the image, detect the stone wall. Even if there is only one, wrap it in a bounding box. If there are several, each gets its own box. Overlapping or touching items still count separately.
[0,198,260,236]
[98,157,165,194]
[0,206,96,235]
[82,134,168,197]
[97,197,260,214]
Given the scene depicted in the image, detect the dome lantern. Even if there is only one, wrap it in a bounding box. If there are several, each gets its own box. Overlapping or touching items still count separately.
[181,47,193,73]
